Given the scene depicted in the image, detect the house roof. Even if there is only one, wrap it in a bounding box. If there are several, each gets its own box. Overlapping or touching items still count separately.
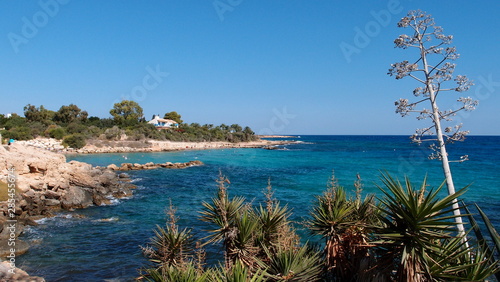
[148,116,178,124]
[157,118,177,123]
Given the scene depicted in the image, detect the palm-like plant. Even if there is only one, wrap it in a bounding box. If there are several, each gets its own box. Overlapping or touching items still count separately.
[463,202,500,281]
[254,179,299,262]
[208,261,267,282]
[374,173,468,281]
[142,223,194,269]
[427,233,499,281]
[230,211,260,268]
[258,245,322,281]
[200,173,249,268]
[141,263,209,282]
[139,202,199,281]
[307,172,377,281]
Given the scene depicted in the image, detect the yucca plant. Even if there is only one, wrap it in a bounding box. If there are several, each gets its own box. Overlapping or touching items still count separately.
[254,179,299,262]
[307,172,377,281]
[139,202,200,281]
[427,233,499,281]
[200,173,249,268]
[230,210,260,268]
[257,245,322,282]
[208,261,267,282]
[141,263,209,282]
[463,201,500,281]
[374,173,468,282]
[142,201,195,267]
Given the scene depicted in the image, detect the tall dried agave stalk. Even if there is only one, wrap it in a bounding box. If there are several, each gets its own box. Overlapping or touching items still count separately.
[388,10,477,238]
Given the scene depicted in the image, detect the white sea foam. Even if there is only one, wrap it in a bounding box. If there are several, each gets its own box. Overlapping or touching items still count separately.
[94,217,119,222]
[130,177,143,183]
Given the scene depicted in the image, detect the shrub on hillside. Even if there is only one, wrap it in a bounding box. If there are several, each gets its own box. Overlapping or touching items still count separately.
[62,134,86,149]
[28,121,47,137]
[2,127,33,140]
[66,122,88,135]
[47,127,66,140]
[104,126,124,141]
[86,125,103,138]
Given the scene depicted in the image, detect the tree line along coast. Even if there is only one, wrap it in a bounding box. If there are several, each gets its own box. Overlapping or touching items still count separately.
[0,100,259,149]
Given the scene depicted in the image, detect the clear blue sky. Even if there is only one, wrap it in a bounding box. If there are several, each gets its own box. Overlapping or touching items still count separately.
[1,1,499,135]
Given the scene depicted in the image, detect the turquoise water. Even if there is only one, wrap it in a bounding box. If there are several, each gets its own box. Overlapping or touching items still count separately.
[17,135,500,281]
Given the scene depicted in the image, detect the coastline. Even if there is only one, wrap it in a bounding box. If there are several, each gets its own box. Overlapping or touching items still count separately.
[257,135,298,138]
[14,137,296,154]
[0,137,296,279]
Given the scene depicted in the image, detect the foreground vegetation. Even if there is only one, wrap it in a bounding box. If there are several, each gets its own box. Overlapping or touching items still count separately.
[138,172,500,281]
[0,100,257,148]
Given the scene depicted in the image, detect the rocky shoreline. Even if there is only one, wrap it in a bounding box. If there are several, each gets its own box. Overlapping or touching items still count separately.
[0,143,204,280]
[15,137,295,154]
[107,160,203,171]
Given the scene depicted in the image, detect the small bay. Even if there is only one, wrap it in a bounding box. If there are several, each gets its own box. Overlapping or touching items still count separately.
[17,135,500,281]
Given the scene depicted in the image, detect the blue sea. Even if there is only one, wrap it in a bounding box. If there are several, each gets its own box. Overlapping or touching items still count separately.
[16,135,500,281]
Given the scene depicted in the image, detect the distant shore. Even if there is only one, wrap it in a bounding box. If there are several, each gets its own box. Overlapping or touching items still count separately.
[14,137,296,154]
[257,135,298,138]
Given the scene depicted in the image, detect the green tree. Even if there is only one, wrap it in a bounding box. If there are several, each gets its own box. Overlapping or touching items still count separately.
[388,10,475,237]
[163,111,183,124]
[23,104,54,124]
[110,100,143,126]
[87,117,115,129]
[230,124,243,133]
[3,114,27,130]
[54,104,88,124]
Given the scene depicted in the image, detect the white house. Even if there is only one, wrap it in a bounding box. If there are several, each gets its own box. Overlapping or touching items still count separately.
[148,115,179,129]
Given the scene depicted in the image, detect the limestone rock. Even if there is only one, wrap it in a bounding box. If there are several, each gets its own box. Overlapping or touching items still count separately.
[113,160,204,171]
[107,163,119,170]
[0,261,45,281]
[60,187,93,209]
[0,238,30,257]
[44,199,61,207]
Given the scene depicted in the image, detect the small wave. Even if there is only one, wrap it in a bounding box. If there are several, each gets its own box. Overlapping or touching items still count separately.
[102,195,121,206]
[130,177,143,183]
[293,141,314,144]
[102,194,133,206]
[34,213,84,224]
[34,217,51,225]
[94,217,119,222]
